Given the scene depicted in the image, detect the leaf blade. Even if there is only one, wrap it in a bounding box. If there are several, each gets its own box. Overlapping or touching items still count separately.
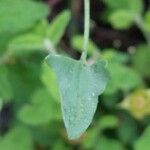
[46,54,109,139]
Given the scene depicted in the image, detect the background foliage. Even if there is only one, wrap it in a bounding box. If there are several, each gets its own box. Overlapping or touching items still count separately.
[0,0,150,150]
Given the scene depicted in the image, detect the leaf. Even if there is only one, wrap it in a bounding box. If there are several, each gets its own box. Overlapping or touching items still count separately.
[105,62,143,94]
[0,97,3,112]
[81,128,98,149]
[52,140,71,150]
[0,0,49,34]
[46,10,71,46]
[7,61,42,101]
[95,136,126,150]
[0,126,33,150]
[41,62,60,102]
[109,10,134,29]
[82,115,118,149]
[103,0,129,9]
[8,33,44,56]
[117,112,138,144]
[144,11,150,32]
[103,0,143,28]
[46,54,109,139]
[98,115,118,130]
[134,125,150,150]
[0,65,13,102]
[103,0,143,14]
[71,35,100,55]
[132,45,150,78]
[18,88,61,125]
[102,49,129,64]
[0,33,15,53]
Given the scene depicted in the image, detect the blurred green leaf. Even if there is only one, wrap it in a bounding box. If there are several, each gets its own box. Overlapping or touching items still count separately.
[103,0,143,29]
[7,60,42,101]
[71,35,100,55]
[134,125,150,150]
[31,123,63,147]
[52,140,72,150]
[46,10,71,46]
[81,128,98,149]
[0,65,13,102]
[0,34,15,53]
[0,97,3,112]
[102,49,129,64]
[109,10,134,29]
[105,62,142,94]
[8,33,44,56]
[0,126,33,150]
[144,11,150,32]
[46,54,109,139]
[132,45,150,78]
[103,0,143,13]
[33,20,49,36]
[18,88,61,125]
[95,136,125,150]
[0,0,49,34]
[117,112,138,144]
[103,0,130,9]
[98,115,118,130]
[41,62,60,102]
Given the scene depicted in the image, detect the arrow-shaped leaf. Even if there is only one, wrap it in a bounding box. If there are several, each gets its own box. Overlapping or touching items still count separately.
[46,54,109,139]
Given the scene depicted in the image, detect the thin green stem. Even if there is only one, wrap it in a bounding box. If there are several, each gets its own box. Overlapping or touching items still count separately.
[81,0,90,63]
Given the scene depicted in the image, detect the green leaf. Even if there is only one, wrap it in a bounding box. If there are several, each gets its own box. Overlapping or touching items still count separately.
[0,126,33,150]
[103,0,129,9]
[95,136,126,150]
[0,0,49,34]
[109,10,134,29]
[144,11,150,32]
[102,49,129,64]
[0,33,15,53]
[41,62,60,102]
[7,61,42,101]
[134,125,150,150]
[0,97,3,112]
[132,45,150,78]
[82,115,118,149]
[8,33,44,56]
[105,62,143,94]
[81,128,98,149]
[117,112,138,144]
[71,35,100,55]
[103,0,143,14]
[0,65,13,102]
[46,54,109,139]
[46,10,71,46]
[103,0,143,28]
[98,115,118,130]
[52,140,72,150]
[18,88,61,125]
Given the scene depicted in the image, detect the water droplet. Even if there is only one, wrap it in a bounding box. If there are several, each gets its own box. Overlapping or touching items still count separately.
[81,108,84,113]
[70,116,74,122]
[92,93,95,97]
[68,68,73,74]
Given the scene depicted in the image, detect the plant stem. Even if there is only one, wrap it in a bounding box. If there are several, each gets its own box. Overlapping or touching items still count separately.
[81,0,90,63]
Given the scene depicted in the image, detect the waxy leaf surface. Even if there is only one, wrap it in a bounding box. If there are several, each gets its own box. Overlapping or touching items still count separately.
[46,54,109,139]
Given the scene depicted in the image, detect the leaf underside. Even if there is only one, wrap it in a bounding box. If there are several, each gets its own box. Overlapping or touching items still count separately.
[46,54,109,139]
